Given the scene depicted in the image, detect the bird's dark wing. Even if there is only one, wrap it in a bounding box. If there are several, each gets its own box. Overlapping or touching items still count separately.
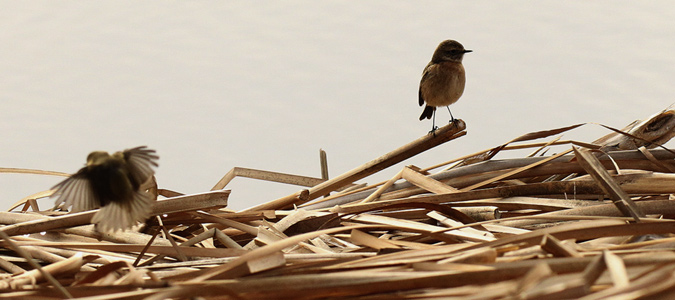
[122,146,159,187]
[52,171,98,212]
[419,62,435,106]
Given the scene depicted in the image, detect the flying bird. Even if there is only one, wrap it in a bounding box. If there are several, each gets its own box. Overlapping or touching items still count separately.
[52,146,159,232]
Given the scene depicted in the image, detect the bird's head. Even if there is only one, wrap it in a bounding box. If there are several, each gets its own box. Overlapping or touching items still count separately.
[432,40,472,63]
[86,151,111,166]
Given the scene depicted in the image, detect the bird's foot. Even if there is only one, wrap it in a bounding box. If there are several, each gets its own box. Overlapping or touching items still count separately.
[448,118,457,127]
[428,126,439,136]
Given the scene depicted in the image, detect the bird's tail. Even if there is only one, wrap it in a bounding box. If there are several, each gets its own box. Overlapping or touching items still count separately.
[419,105,435,121]
[92,191,152,232]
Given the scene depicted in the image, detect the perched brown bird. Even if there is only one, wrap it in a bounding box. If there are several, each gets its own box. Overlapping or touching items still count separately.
[418,40,472,131]
[52,146,159,232]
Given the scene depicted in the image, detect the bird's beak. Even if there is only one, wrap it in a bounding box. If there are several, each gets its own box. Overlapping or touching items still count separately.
[464,50,473,53]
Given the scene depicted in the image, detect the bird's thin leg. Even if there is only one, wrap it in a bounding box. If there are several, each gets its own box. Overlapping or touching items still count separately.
[446,106,455,123]
[429,109,439,133]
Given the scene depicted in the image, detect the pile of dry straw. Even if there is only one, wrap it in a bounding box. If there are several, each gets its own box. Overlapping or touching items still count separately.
[2,109,675,299]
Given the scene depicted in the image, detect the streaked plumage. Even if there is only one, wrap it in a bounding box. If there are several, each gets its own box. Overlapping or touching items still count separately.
[52,146,158,232]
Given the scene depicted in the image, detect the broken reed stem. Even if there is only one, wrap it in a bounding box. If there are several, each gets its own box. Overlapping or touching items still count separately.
[320,148,329,180]
[0,231,72,298]
[0,167,70,177]
[401,165,459,194]
[497,200,675,228]
[573,146,645,221]
[242,120,467,212]
[460,148,573,192]
[360,168,405,204]
[308,121,465,199]
[333,173,675,215]
[304,148,675,210]
[0,190,230,237]
[211,167,326,190]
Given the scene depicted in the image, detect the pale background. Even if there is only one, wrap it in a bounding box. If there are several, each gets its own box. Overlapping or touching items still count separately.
[2,2,674,211]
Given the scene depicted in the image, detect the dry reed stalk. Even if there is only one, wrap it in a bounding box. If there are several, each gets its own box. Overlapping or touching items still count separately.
[243,120,467,212]
[573,146,645,221]
[211,167,327,190]
[302,149,675,209]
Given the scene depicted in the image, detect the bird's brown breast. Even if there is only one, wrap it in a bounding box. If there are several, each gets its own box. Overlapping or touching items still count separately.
[420,61,466,107]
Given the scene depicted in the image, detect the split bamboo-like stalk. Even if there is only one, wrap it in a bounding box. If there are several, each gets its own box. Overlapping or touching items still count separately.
[242,120,467,211]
